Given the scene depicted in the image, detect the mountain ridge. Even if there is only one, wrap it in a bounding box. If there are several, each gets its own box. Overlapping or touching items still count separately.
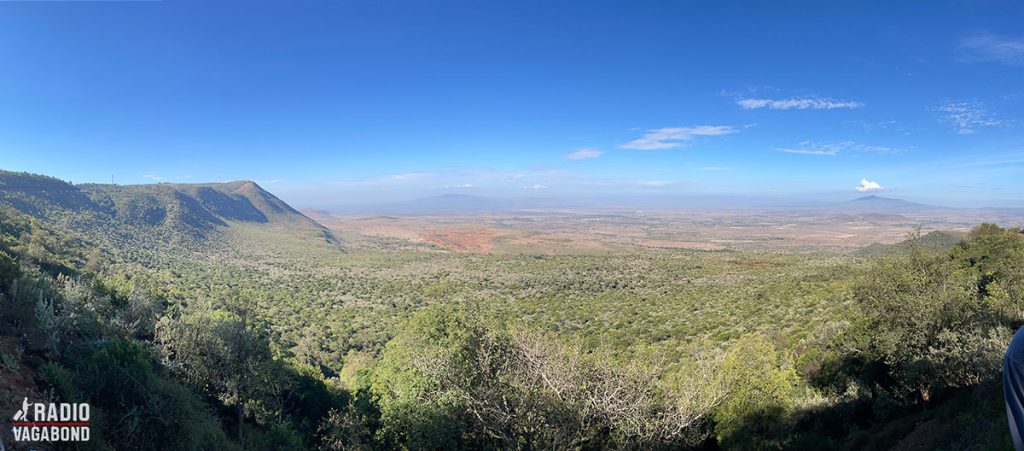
[0,170,336,248]
[841,194,944,214]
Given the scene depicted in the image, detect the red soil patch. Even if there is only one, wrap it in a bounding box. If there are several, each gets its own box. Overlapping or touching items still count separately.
[423,227,503,253]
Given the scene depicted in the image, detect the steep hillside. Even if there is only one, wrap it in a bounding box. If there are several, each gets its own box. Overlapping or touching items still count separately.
[0,171,99,215]
[0,170,337,253]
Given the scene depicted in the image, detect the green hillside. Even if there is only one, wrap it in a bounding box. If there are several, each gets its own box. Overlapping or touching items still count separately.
[0,170,337,252]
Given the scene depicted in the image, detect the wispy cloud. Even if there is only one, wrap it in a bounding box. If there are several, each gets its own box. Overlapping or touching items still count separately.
[855,178,883,192]
[777,148,839,156]
[959,153,1024,168]
[736,97,863,110]
[698,166,729,171]
[620,125,737,150]
[443,183,474,189]
[141,173,194,182]
[528,184,547,190]
[855,144,899,153]
[957,33,1024,66]
[938,100,1004,134]
[256,179,283,185]
[775,140,900,156]
[565,148,603,160]
[382,172,436,182]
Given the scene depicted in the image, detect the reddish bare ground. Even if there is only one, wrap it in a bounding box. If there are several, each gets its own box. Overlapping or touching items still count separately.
[423,227,506,253]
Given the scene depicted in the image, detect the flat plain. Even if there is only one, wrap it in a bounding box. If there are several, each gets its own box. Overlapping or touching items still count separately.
[307,205,1019,254]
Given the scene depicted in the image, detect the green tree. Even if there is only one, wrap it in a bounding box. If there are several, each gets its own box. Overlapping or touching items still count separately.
[714,333,798,449]
[843,227,1012,402]
[156,309,275,446]
[0,249,20,290]
[50,337,237,450]
[953,223,1024,318]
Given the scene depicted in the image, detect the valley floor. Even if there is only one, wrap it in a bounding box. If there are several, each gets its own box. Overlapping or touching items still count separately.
[158,222,864,374]
[308,207,1024,253]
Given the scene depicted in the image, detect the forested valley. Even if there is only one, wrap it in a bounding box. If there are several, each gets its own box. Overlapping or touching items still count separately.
[1,170,1022,450]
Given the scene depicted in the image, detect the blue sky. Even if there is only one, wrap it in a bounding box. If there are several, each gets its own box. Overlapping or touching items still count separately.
[1,1,1023,207]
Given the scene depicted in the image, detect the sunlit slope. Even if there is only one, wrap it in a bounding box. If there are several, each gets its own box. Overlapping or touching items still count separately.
[0,170,337,253]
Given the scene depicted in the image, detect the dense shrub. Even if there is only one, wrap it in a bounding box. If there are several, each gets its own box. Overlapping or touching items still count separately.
[714,333,799,449]
[49,338,237,450]
[372,307,720,449]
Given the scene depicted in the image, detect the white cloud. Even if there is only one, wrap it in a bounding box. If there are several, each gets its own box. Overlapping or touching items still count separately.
[775,140,899,156]
[528,184,547,190]
[620,125,737,150]
[938,100,1004,134]
[736,97,863,110]
[777,148,838,156]
[854,144,899,153]
[141,173,165,181]
[565,148,603,160]
[855,178,883,192]
[957,33,1024,66]
[443,183,474,189]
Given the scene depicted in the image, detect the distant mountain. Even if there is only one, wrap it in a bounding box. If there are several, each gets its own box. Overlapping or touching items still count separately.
[0,170,336,247]
[843,195,940,213]
[769,195,946,215]
[298,208,336,222]
[333,193,572,214]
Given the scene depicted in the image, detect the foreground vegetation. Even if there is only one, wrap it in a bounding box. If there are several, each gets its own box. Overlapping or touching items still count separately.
[0,171,1022,449]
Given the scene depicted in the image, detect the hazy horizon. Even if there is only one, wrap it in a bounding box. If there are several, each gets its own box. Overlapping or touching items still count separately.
[309,191,1024,212]
[8,171,1024,210]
